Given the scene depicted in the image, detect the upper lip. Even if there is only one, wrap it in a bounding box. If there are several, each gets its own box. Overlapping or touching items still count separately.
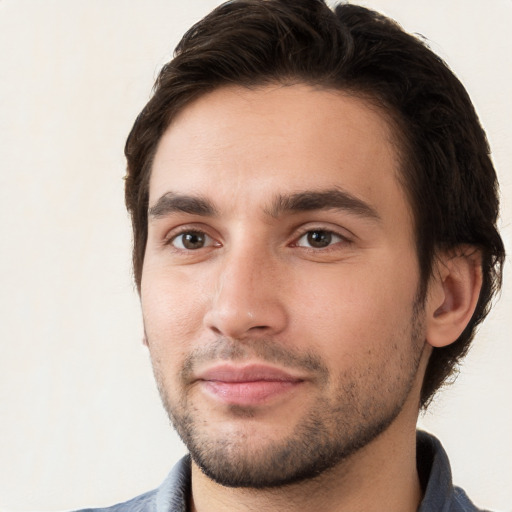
[195,364,305,383]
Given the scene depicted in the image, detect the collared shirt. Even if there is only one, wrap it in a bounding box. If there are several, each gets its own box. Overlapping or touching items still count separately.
[76,431,488,512]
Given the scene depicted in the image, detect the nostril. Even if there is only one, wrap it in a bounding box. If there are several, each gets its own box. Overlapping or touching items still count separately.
[203,293,288,339]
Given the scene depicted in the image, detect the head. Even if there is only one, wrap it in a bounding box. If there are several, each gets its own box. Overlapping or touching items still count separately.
[125,0,504,488]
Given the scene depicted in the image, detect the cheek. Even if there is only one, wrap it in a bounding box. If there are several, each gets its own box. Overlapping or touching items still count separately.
[288,259,419,356]
[141,266,209,356]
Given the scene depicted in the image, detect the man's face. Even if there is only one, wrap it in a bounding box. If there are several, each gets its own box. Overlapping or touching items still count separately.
[141,84,427,487]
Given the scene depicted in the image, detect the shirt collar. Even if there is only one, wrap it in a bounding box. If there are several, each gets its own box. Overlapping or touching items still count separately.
[156,454,191,512]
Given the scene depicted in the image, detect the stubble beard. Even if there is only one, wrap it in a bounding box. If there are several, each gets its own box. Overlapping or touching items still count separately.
[150,304,425,489]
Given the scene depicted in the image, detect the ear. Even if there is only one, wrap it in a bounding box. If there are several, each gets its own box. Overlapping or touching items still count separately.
[425,246,483,348]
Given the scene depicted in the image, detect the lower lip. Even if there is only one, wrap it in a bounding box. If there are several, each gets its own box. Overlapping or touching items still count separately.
[200,380,302,405]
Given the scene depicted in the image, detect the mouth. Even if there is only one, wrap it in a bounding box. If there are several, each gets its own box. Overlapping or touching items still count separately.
[195,364,305,406]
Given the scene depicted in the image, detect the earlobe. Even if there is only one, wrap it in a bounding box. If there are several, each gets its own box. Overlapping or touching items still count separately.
[425,247,483,348]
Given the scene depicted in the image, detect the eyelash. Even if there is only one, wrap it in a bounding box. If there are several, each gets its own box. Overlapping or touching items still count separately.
[164,227,217,251]
[291,227,352,251]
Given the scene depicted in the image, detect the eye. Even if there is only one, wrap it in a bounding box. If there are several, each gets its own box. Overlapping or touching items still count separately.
[170,230,215,250]
[296,230,344,249]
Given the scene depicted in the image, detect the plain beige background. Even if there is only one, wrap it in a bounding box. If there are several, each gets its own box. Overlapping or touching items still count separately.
[0,1,510,511]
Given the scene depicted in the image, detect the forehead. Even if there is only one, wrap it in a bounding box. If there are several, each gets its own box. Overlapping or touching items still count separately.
[149,84,411,227]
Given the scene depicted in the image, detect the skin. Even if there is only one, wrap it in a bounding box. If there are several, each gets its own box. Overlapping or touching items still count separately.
[141,84,480,512]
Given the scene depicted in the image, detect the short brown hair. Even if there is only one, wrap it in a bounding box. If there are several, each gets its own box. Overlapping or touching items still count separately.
[124,0,505,407]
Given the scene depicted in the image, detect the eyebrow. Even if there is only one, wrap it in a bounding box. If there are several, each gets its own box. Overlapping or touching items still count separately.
[148,188,380,222]
[265,188,380,221]
[148,192,217,219]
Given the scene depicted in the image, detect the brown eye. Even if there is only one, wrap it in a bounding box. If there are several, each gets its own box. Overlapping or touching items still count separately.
[307,231,332,248]
[171,231,210,250]
[296,230,343,249]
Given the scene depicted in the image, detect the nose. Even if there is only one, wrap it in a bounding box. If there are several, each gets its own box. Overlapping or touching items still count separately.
[203,245,288,340]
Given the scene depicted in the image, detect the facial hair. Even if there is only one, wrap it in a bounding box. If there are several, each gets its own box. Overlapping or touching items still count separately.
[150,303,425,489]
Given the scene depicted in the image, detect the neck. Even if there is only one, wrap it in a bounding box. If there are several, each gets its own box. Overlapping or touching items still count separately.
[189,417,422,512]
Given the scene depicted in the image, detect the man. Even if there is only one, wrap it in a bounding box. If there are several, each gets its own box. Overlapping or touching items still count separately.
[81,1,505,510]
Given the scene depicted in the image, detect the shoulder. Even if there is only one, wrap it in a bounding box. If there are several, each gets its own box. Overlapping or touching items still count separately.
[73,455,191,512]
[73,488,158,512]
[450,487,492,512]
